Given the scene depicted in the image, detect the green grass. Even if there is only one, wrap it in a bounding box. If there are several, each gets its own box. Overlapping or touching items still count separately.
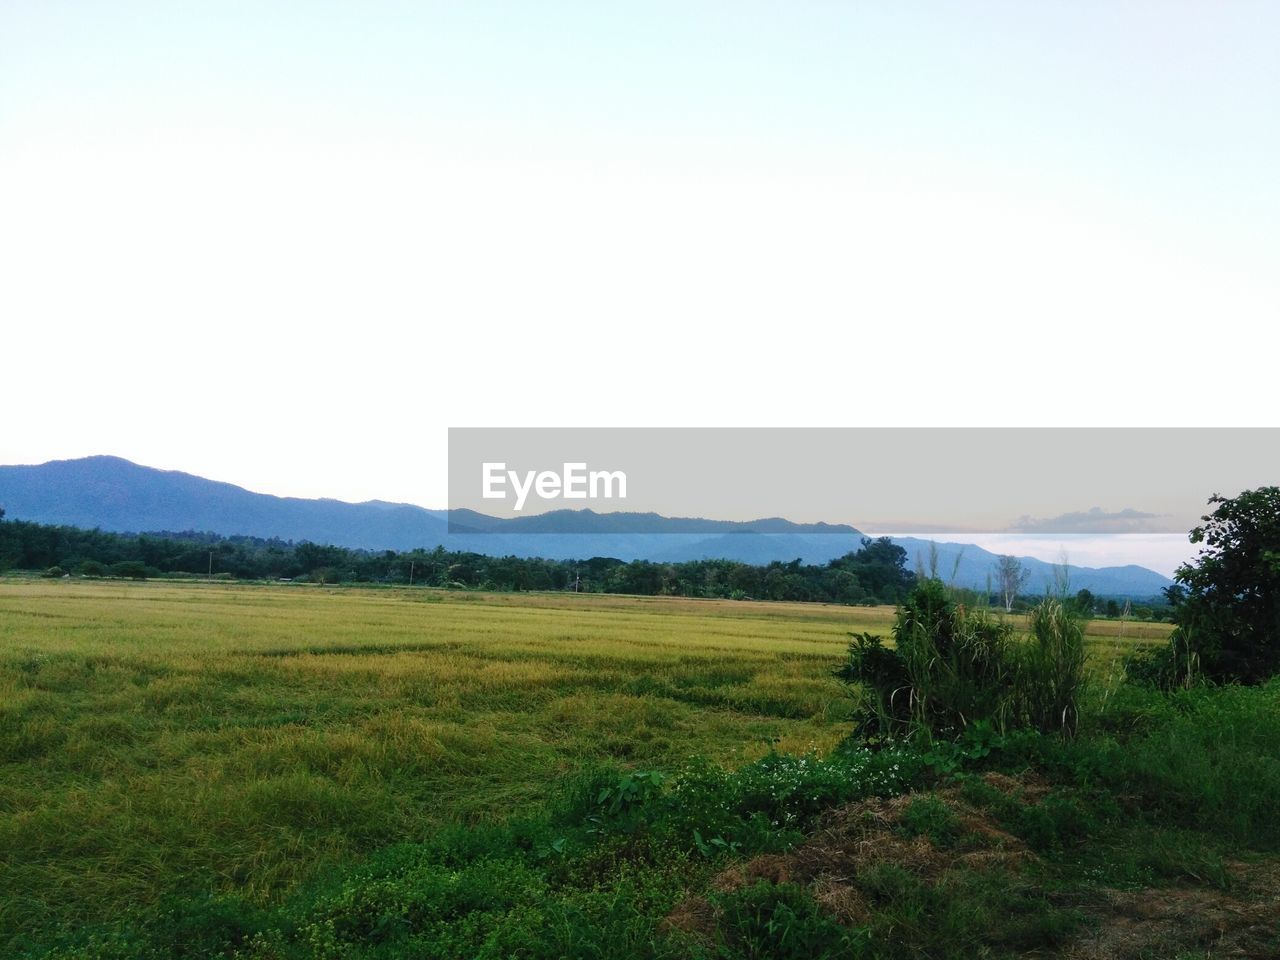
[0,579,1186,956]
[0,580,867,944]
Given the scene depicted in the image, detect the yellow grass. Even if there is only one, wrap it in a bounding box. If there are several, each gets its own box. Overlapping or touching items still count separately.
[0,579,1171,941]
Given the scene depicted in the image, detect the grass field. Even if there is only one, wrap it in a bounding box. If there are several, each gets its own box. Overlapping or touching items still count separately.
[0,579,1173,950]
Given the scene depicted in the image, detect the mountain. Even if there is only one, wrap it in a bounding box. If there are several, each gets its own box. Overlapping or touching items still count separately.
[0,457,862,553]
[0,456,1173,596]
[0,456,453,551]
[891,537,1173,598]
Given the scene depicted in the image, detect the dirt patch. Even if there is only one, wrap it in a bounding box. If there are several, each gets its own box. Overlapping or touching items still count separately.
[664,776,1280,958]
[1064,859,1280,960]
[666,779,1035,936]
[980,769,1051,803]
[711,852,794,892]
[660,894,718,940]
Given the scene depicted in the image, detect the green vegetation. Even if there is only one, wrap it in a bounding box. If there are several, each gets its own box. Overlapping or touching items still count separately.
[0,581,875,945]
[836,580,1087,739]
[1157,486,1280,683]
[7,576,1278,959]
[0,517,915,603]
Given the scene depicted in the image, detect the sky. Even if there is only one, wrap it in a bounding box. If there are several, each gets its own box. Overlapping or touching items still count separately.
[2,2,1277,574]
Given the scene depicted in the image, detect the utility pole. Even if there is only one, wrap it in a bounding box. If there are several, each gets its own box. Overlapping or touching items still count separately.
[208,550,213,580]
[409,560,415,586]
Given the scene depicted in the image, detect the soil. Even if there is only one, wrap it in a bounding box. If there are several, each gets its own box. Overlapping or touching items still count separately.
[664,773,1280,958]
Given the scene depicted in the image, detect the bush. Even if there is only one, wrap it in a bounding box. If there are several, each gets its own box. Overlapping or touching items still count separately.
[834,632,910,739]
[837,579,1017,740]
[1122,641,1193,690]
[107,560,158,580]
[41,566,66,578]
[837,581,1087,741]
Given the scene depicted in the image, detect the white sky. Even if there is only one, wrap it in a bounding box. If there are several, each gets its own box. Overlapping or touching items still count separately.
[2,2,1277,541]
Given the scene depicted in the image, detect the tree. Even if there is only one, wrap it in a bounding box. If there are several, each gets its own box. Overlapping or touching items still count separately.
[994,555,1030,612]
[1168,487,1280,683]
[1072,588,1096,615]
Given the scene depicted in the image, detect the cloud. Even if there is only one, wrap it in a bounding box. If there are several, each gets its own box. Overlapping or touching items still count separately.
[1008,507,1167,534]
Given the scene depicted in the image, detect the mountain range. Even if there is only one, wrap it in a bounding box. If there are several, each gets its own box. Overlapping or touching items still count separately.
[0,456,1173,597]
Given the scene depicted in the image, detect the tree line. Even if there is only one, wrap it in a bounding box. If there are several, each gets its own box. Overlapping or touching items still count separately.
[0,513,917,604]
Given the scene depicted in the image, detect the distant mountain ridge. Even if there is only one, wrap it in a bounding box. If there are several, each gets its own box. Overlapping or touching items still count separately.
[0,456,453,550]
[0,456,1173,597]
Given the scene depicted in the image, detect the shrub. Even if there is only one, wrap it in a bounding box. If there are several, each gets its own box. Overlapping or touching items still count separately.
[834,632,910,740]
[107,560,157,580]
[1122,637,1196,690]
[837,581,1087,741]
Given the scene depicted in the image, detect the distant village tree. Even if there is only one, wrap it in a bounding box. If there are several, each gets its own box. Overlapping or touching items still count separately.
[995,555,1030,612]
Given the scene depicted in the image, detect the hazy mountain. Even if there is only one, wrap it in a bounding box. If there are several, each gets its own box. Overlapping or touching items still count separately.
[0,457,860,552]
[0,456,1173,596]
[891,536,1172,598]
[0,456,452,551]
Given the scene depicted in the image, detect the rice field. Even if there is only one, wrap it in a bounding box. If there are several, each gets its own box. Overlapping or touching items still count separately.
[0,579,1170,946]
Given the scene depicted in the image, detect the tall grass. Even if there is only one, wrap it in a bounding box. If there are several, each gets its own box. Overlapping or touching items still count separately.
[893,579,1017,736]
[1018,599,1087,735]
[839,580,1089,740]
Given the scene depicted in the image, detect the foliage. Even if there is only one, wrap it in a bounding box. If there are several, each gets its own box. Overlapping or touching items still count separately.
[1122,636,1196,689]
[0,518,916,604]
[710,882,857,959]
[15,663,1280,959]
[832,632,909,739]
[915,721,1007,777]
[596,770,667,817]
[1088,680,1280,849]
[16,578,1279,960]
[658,748,919,847]
[837,580,1088,740]
[1162,487,1280,683]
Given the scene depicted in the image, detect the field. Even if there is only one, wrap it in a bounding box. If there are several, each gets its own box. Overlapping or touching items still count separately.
[0,580,1176,953]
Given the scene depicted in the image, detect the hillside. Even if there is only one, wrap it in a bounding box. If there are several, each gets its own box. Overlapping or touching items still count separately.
[0,456,1173,596]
